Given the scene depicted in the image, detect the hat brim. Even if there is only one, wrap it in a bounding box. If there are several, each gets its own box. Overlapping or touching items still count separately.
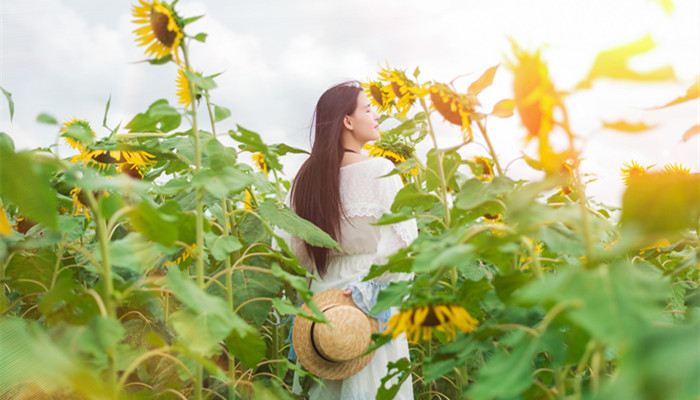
[292,288,379,380]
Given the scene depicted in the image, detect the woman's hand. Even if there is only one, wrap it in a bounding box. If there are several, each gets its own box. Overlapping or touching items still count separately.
[342,289,352,296]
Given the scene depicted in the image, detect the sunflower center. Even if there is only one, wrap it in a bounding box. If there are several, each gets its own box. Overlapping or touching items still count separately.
[421,307,447,327]
[151,8,177,47]
[370,85,384,106]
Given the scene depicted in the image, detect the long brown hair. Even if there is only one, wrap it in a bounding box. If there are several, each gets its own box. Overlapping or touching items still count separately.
[290,81,362,278]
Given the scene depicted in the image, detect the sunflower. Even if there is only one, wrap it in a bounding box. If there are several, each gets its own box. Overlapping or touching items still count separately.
[621,160,651,185]
[132,0,184,62]
[483,213,507,237]
[377,67,427,117]
[164,244,195,267]
[429,83,477,140]
[0,208,11,237]
[471,156,494,181]
[506,40,560,142]
[557,161,575,195]
[61,118,96,150]
[251,152,269,177]
[176,67,193,109]
[364,143,406,164]
[363,81,392,113]
[662,162,690,174]
[520,237,544,265]
[71,147,156,174]
[385,304,478,343]
[70,188,92,219]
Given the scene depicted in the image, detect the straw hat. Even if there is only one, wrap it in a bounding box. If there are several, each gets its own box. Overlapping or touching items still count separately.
[292,288,379,380]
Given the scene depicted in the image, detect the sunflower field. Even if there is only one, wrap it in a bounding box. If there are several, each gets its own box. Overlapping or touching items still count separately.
[1,1,699,400]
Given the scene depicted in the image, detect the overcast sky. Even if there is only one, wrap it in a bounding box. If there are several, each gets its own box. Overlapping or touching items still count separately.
[1,0,698,207]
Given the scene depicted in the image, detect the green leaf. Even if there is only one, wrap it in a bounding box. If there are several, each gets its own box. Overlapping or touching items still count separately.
[185,70,217,91]
[169,308,238,357]
[621,172,700,236]
[108,233,164,274]
[593,324,700,400]
[425,149,461,192]
[213,104,231,122]
[0,149,58,229]
[259,200,340,250]
[518,261,669,343]
[61,123,95,145]
[193,32,208,42]
[147,54,172,65]
[78,316,125,356]
[182,15,204,25]
[205,231,242,261]
[1,86,14,121]
[0,132,15,151]
[370,281,411,314]
[126,99,181,133]
[5,247,57,295]
[413,244,476,273]
[226,327,266,369]
[36,113,57,124]
[192,166,254,198]
[467,332,540,400]
[538,223,585,257]
[454,177,515,210]
[165,270,255,356]
[493,271,532,305]
[229,125,284,171]
[232,267,283,327]
[102,95,111,127]
[204,138,237,170]
[127,201,179,246]
[391,184,438,213]
[376,358,412,400]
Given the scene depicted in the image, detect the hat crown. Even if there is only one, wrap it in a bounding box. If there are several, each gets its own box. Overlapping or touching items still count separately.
[314,305,371,361]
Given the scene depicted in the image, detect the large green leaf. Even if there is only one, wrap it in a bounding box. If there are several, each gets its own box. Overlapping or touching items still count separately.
[0,148,58,229]
[191,166,254,198]
[454,176,515,210]
[259,200,340,250]
[0,317,109,397]
[165,270,256,356]
[107,232,165,274]
[593,324,700,400]
[518,261,669,344]
[5,247,57,295]
[126,99,181,133]
[127,201,179,246]
[621,172,700,236]
[467,331,540,400]
[231,267,282,327]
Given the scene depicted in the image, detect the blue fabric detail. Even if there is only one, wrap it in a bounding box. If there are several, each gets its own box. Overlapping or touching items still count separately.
[347,278,391,333]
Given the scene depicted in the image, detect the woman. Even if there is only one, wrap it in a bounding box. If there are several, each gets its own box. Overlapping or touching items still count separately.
[275,81,417,399]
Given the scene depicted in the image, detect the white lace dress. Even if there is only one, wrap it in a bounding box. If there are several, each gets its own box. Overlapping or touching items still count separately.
[274,157,417,400]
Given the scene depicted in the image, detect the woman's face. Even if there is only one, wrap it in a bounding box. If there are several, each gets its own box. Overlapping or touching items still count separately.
[345,92,380,144]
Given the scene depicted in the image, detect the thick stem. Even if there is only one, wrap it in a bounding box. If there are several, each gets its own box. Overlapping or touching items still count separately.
[88,194,118,394]
[476,119,503,176]
[419,98,450,228]
[222,199,238,400]
[182,40,204,400]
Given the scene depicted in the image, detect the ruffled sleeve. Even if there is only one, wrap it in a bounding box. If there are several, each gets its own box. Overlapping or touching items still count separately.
[370,159,418,283]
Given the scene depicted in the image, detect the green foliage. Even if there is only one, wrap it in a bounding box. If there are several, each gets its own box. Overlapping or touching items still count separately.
[0,4,697,400]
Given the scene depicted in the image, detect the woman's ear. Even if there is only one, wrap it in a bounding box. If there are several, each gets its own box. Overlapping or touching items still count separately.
[343,115,353,131]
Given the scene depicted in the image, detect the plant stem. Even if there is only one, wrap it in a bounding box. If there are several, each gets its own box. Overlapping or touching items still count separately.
[88,193,118,395]
[182,40,204,400]
[475,119,503,176]
[222,199,238,400]
[419,97,450,228]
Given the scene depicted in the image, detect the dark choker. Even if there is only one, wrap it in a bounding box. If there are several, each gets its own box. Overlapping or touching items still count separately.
[344,149,359,154]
